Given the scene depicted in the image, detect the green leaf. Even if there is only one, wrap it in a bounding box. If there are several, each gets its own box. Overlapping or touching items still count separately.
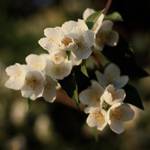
[124,84,144,110]
[102,36,149,79]
[81,64,89,77]
[73,84,79,104]
[105,12,123,22]
[86,11,102,29]
[59,74,76,98]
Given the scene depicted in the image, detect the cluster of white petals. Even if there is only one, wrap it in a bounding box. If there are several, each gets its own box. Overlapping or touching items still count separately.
[4,7,135,134]
[5,63,57,102]
[83,8,119,51]
[79,63,134,134]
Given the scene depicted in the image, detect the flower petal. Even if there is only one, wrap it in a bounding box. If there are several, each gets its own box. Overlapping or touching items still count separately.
[86,107,107,131]
[46,59,72,80]
[109,120,124,134]
[5,63,27,90]
[92,13,105,34]
[95,71,107,87]
[79,81,104,107]
[113,76,129,89]
[42,77,57,103]
[104,63,121,81]
[70,52,82,66]
[83,30,95,48]
[83,8,95,20]
[38,37,57,52]
[100,85,126,106]
[25,54,46,71]
[44,27,63,38]
[21,71,45,100]
[73,46,92,60]
[100,20,114,32]
[106,31,119,47]
[5,77,24,90]
[62,21,78,33]
[107,103,135,134]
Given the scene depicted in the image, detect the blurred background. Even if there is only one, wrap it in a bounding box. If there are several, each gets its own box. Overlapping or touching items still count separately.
[0,0,150,149]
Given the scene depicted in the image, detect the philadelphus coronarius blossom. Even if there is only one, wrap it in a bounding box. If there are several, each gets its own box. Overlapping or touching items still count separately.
[5,62,57,102]
[5,7,140,135]
[39,19,94,61]
[96,63,129,88]
[43,52,72,80]
[5,63,27,90]
[79,82,135,134]
[83,8,119,51]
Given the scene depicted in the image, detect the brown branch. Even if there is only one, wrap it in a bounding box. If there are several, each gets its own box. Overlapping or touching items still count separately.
[103,0,112,14]
[56,89,84,111]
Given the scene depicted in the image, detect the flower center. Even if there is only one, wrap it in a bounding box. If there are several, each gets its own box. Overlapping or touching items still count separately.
[102,101,111,111]
[62,37,72,46]
[25,77,39,90]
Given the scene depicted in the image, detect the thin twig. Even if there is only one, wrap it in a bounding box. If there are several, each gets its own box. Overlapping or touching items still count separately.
[103,0,112,14]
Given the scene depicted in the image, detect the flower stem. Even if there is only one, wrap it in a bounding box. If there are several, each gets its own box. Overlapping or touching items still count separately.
[103,0,112,14]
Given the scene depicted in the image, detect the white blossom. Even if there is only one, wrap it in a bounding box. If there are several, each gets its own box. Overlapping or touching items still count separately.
[100,84,126,106]
[62,19,95,60]
[44,52,72,80]
[107,103,135,134]
[79,81,104,110]
[5,63,27,90]
[21,70,45,100]
[25,54,46,72]
[86,107,107,131]
[96,63,129,88]
[94,20,119,50]
[42,76,57,103]
[38,27,76,53]
[79,81,134,134]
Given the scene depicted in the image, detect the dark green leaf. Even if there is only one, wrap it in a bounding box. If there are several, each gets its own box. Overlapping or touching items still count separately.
[102,36,149,79]
[59,67,91,99]
[59,74,76,98]
[124,84,144,110]
[73,84,79,104]
[86,11,101,29]
[105,12,123,22]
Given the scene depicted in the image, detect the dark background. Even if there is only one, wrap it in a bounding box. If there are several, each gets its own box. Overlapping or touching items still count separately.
[0,0,150,149]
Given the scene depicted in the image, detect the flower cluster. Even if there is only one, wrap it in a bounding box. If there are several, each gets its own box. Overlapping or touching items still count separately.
[5,8,136,134]
[79,64,134,134]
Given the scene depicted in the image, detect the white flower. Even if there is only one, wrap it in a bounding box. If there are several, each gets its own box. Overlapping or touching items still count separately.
[38,27,76,53]
[79,81,104,110]
[85,102,134,134]
[39,20,94,61]
[21,70,45,100]
[80,81,134,134]
[62,19,95,60]
[107,103,135,134]
[42,76,57,103]
[83,8,118,51]
[5,63,27,90]
[86,107,107,131]
[100,84,126,106]
[96,63,129,88]
[94,20,119,50]
[44,52,72,80]
[25,54,46,72]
